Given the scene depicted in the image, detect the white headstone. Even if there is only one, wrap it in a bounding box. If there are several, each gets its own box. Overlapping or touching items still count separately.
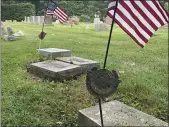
[95,22,108,32]
[40,16,44,24]
[34,16,38,24]
[94,18,100,24]
[24,16,27,23]
[37,16,41,24]
[32,16,35,24]
[27,17,30,23]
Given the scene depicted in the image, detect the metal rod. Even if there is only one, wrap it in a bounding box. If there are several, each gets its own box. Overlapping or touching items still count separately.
[103,0,118,69]
[41,0,50,32]
[98,98,104,127]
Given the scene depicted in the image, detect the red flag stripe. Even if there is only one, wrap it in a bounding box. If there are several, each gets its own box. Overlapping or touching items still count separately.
[117,4,150,40]
[56,7,68,17]
[120,2,153,36]
[54,12,65,22]
[141,1,165,26]
[55,9,67,20]
[152,0,168,23]
[147,1,167,25]
[156,1,169,22]
[107,0,168,47]
[116,8,149,42]
[130,0,158,30]
[134,1,161,28]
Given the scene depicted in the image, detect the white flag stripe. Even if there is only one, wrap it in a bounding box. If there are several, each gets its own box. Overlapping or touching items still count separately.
[108,1,116,8]
[54,12,64,21]
[54,12,65,22]
[146,1,167,24]
[135,1,161,28]
[156,1,168,21]
[56,7,68,17]
[118,3,150,39]
[55,10,67,20]
[125,1,155,33]
[107,0,168,47]
[109,10,146,46]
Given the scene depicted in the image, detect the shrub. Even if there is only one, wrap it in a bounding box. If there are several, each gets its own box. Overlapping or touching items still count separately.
[164,2,168,12]
[1,3,35,21]
[80,15,90,22]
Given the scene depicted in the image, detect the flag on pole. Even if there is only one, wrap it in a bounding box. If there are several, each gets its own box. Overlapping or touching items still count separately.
[107,0,169,47]
[46,2,68,24]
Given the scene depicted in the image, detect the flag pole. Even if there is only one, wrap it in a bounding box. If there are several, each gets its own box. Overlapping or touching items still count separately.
[103,0,118,69]
[42,0,50,32]
[38,0,50,50]
[98,1,118,127]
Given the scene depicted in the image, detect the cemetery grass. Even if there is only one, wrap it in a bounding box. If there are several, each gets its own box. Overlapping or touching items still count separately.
[2,22,168,126]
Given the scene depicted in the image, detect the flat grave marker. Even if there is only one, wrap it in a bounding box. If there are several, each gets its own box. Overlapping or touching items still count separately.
[29,60,82,81]
[78,100,168,126]
[56,57,100,72]
[38,48,71,59]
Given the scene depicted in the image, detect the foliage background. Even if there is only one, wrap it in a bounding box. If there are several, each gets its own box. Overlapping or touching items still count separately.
[2,0,168,21]
[1,3,35,21]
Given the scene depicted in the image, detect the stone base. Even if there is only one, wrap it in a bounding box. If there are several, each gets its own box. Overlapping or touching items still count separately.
[29,60,82,81]
[38,48,71,59]
[78,100,168,126]
[56,57,100,73]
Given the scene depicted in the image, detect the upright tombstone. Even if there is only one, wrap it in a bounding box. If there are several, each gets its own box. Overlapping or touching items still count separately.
[94,13,100,24]
[31,16,35,24]
[95,22,108,32]
[27,17,30,23]
[37,16,41,24]
[40,16,44,24]
[24,16,27,23]
[1,27,7,35]
[105,16,112,25]
[44,15,53,25]
[6,26,14,35]
[34,16,39,24]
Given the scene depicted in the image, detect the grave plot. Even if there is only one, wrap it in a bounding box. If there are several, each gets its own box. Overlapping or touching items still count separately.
[29,60,82,82]
[29,48,100,82]
[56,57,100,73]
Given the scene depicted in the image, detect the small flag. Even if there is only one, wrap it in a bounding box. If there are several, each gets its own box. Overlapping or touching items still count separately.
[46,2,68,24]
[107,0,169,47]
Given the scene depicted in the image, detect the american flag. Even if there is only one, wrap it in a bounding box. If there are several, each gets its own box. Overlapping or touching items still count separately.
[46,2,68,24]
[107,0,169,47]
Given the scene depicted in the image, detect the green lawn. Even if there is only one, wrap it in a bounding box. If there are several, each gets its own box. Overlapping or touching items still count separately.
[2,22,168,126]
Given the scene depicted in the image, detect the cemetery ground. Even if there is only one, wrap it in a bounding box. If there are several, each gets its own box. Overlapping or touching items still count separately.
[2,22,168,126]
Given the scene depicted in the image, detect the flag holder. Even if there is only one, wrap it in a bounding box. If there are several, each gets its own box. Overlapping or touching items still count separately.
[38,0,50,49]
[99,1,118,127]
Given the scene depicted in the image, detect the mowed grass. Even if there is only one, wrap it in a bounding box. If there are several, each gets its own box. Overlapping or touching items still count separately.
[2,22,168,126]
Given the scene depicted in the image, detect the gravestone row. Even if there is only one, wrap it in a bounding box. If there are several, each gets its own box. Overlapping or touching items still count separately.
[24,15,53,25]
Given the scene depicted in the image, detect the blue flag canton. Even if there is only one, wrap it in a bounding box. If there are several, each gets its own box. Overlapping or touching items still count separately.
[47,3,57,11]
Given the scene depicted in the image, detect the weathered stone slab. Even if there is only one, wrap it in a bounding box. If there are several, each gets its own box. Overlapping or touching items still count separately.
[78,100,168,126]
[38,48,71,59]
[4,35,17,41]
[56,57,100,73]
[45,15,53,25]
[29,60,82,81]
